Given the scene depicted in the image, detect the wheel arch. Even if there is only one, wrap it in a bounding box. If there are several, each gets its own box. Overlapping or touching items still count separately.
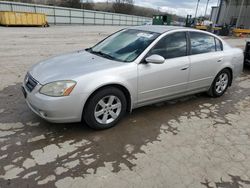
[208,67,233,97]
[215,64,233,86]
[220,67,233,86]
[82,83,132,121]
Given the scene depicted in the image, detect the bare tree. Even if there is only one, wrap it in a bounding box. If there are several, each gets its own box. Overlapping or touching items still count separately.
[113,0,134,14]
[60,0,81,9]
[81,0,94,10]
[46,0,57,6]
[2,0,33,2]
[21,0,32,2]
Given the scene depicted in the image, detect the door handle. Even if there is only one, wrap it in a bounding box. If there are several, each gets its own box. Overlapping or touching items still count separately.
[181,67,189,71]
[217,58,223,62]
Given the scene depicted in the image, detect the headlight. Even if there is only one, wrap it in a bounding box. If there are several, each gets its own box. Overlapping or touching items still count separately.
[39,80,76,97]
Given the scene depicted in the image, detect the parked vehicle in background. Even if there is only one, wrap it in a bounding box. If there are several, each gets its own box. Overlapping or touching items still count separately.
[142,21,152,25]
[244,40,250,66]
[22,26,244,130]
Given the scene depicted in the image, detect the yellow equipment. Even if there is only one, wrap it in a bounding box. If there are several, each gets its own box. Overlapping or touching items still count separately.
[0,11,47,27]
[233,28,250,34]
[195,25,207,30]
[233,29,250,37]
[195,25,222,31]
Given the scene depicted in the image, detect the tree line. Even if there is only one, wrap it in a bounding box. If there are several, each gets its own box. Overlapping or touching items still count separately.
[56,0,135,15]
[3,0,135,14]
[2,0,164,17]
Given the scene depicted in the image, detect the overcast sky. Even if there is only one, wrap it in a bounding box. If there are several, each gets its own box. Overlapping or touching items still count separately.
[94,0,220,17]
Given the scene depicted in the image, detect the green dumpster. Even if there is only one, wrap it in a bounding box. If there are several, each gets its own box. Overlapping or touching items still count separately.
[153,14,172,25]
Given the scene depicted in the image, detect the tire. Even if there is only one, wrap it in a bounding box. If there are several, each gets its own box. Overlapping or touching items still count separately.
[83,87,127,130]
[208,69,231,97]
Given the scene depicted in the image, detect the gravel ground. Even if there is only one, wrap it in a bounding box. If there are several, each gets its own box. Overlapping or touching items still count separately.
[0,25,250,188]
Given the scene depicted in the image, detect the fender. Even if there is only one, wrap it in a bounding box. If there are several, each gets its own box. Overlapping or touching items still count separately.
[75,68,138,113]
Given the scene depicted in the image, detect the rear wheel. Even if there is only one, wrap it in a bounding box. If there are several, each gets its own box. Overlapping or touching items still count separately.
[208,69,231,97]
[83,87,127,130]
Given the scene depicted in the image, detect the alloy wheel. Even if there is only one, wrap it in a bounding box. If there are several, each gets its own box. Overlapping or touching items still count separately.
[215,73,229,94]
[94,95,122,124]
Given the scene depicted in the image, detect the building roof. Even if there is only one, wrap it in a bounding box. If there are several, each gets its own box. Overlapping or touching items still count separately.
[129,25,186,34]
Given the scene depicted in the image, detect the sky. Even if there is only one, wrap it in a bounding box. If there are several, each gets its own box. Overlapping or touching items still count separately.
[94,0,220,17]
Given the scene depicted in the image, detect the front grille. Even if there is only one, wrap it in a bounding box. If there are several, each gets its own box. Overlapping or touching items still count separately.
[25,73,38,92]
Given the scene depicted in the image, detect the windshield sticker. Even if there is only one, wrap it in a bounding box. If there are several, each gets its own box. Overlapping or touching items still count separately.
[137,33,154,39]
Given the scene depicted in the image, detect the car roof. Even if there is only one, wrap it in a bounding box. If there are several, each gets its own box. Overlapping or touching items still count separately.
[128,25,188,34]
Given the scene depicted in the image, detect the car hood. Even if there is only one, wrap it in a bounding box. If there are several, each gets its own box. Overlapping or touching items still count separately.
[29,50,124,84]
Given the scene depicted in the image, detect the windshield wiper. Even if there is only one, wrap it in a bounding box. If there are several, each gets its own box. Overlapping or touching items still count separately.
[90,50,116,60]
[85,47,92,52]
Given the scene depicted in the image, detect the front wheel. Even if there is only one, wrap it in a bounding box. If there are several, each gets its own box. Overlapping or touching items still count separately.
[83,87,127,130]
[208,69,231,97]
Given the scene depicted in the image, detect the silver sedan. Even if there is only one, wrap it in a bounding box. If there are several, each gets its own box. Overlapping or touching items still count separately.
[22,26,244,129]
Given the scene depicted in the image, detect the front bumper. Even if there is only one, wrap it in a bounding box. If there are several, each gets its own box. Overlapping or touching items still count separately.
[22,83,87,123]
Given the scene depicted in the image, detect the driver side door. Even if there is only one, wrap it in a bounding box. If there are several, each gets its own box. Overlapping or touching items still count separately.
[137,31,190,105]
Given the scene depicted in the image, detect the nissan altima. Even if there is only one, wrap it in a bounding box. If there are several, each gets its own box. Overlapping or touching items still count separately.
[22,26,243,129]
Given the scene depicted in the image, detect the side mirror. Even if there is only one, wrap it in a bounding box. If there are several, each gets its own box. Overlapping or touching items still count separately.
[145,54,165,64]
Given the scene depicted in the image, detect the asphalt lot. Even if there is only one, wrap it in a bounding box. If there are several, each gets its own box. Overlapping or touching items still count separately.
[0,26,250,188]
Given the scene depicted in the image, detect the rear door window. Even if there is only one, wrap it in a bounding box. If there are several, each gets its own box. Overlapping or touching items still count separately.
[190,32,216,55]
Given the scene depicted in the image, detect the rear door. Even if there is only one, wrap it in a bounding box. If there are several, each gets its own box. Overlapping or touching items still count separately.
[188,31,224,91]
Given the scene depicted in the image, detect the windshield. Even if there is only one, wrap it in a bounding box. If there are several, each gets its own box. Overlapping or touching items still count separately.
[87,29,160,62]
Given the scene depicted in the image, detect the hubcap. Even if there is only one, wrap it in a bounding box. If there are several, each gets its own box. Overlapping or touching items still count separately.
[215,73,229,94]
[94,95,122,124]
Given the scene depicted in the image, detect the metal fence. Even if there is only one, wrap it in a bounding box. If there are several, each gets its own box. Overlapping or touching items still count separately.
[0,1,152,26]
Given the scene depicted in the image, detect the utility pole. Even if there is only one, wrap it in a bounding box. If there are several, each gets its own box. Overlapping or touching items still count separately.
[194,0,200,18]
[194,0,200,25]
[223,0,232,24]
[204,0,210,18]
[236,0,245,28]
[216,0,222,24]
